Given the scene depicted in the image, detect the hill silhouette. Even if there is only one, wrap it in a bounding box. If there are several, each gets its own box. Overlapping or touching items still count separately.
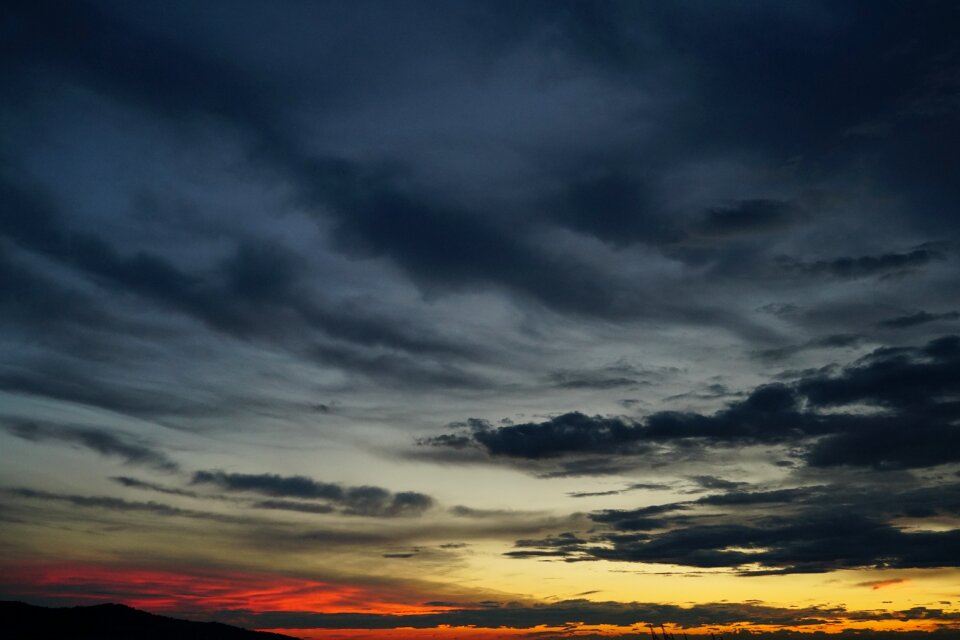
[2,601,297,640]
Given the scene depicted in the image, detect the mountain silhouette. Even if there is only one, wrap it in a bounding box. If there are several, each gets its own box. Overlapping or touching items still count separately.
[2,601,297,640]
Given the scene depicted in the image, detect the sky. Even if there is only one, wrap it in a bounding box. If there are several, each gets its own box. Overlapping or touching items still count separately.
[1,1,960,637]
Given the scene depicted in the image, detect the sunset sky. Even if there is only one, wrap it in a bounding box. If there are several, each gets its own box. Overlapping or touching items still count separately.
[2,1,960,637]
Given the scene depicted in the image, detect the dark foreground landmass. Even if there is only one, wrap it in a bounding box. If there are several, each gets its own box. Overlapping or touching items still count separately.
[1,601,296,640]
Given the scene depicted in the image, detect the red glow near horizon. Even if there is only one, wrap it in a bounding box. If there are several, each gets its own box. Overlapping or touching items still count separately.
[4,562,957,638]
[0,562,453,617]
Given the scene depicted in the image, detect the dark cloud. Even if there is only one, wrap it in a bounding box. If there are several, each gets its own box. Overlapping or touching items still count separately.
[567,489,624,498]
[191,471,434,517]
[0,245,113,334]
[421,383,807,463]
[797,335,959,409]
[510,481,960,574]
[109,476,198,498]
[693,487,813,507]
[623,482,673,491]
[3,488,248,525]
[2,0,278,140]
[308,343,485,389]
[547,372,641,390]
[3,420,178,471]
[753,333,864,361]
[778,247,946,280]
[289,158,658,320]
[545,361,667,391]
[209,597,960,631]
[475,413,648,459]
[3,2,634,323]
[662,383,738,403]
[877,310,960,329]
[694,199,797,239]
[549,169,675,247]
[566,482,672,499]
[3,1,960,626]
[423,336,960,471]
[252,500,336,515]
[0,363,217,420]
[584,513,960,573]
[449,506,541,519]
[757,303,800,317]
[3,0,958,331]
[536,458,645,479]
[2,0,795,336]
[0,179,475,373]
[686,476,750,493]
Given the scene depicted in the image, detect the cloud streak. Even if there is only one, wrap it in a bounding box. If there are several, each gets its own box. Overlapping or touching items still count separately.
[191,471,434,518]
[3,420,178,471]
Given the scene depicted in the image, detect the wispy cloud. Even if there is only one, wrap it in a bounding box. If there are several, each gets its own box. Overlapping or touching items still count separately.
[4,420,178,471]
[191,471,434,518]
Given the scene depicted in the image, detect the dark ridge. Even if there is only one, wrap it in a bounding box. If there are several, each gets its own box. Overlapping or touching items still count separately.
[1,601,296,640]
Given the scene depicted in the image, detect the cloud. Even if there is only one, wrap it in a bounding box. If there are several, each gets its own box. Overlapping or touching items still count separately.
[686,476,750,492]
[3,1,960,625]
[0,364,218,420]
[0,179,475,377]
[567,483,671,499]
[210,598,960,631]
[447,413,650,459]
[109,477,198,498]
[694,199,797,239]
[5,3,621,323]
[567,489,624,498]
[510,480,960,574]
[449,506,544,519]
[0,245,113,333]
[3,420,178,471]
[757,302,800,317]
[252,500,336,515]
[693,488,812,507]
[877,311,960,329]
[860,578,910,590]
[547,372,641,390]
[753,333,864,361]
[549,169,677,247]
[191,471,434,517]
[289,157,663,321]
[422,336,960,471]
[778,247,946,280]
[2,1,776,335]
[536,458,645,478]
[4,0,958,337]
[3,488,248,524]
[421,383,806,464]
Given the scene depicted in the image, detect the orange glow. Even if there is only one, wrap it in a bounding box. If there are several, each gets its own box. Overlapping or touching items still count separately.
[262,619,956,640]
[0,562,453,616]
[4,562,958,637]
[259,626,557,640]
